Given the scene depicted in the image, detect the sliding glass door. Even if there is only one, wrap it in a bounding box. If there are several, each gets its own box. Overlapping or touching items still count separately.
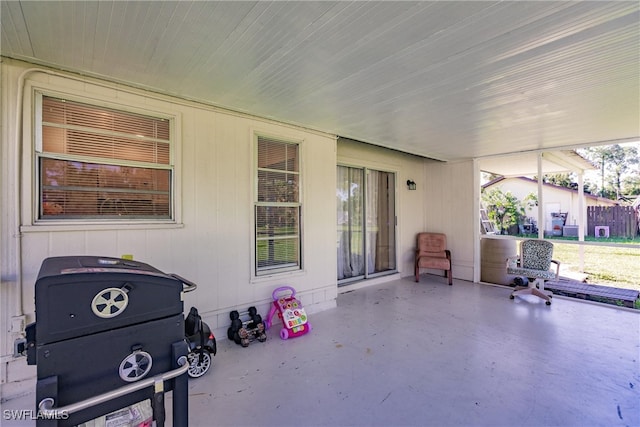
[367,169,397,275]
[337,166,396,284]
[337,166,365,281]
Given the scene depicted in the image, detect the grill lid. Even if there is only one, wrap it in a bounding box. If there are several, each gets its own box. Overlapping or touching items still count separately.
[34,256,185,344]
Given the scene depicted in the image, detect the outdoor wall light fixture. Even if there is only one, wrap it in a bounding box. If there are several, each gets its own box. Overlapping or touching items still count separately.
[406,180,417,190]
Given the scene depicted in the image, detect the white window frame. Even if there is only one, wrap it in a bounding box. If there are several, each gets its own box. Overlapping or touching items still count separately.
[254,134,303,276]
[30,89,179,226]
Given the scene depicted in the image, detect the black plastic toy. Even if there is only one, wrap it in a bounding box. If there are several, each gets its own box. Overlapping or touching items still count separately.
[185,306,217,378]
[227,306,267,347]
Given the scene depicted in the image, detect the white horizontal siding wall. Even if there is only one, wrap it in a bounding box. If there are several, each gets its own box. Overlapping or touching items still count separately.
[424,160,475,282]
[0,59,337,389]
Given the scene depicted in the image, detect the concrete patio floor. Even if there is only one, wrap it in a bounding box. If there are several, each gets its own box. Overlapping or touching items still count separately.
[2,275,639,426]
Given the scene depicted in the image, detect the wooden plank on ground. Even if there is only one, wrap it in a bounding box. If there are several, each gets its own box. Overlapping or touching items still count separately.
[546,278,639,308]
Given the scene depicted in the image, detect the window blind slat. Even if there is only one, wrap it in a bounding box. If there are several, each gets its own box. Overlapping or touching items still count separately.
[43,97,169,140]
[257,170,298,203]
[257,137,298,172]
[42,127,170,165]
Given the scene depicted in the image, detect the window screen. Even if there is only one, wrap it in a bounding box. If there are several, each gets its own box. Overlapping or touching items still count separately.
[255,137,301,274]
[37,95,173,220]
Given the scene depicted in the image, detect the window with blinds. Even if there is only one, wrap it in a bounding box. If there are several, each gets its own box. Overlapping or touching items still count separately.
[255,136,301,275]
[36,94,173,220]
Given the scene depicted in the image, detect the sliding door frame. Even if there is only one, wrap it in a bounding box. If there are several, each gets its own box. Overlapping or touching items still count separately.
[337,164,398,286]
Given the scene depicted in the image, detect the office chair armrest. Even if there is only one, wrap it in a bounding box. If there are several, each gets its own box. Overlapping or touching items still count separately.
[550,259,561,279]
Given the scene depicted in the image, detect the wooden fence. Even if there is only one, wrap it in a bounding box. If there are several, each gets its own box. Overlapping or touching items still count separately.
[586,206,639,238]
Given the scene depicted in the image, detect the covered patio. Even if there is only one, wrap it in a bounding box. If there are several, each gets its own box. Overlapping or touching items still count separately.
[4,275,639,427]
[1,0,638,413]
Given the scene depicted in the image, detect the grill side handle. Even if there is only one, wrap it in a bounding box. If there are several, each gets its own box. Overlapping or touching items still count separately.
[169,273,197,294]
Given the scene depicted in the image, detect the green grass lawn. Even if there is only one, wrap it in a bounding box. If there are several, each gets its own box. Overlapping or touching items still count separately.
[550,241,640,293]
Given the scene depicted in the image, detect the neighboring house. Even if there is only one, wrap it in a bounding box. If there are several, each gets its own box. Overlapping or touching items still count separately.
[482,176,618,234]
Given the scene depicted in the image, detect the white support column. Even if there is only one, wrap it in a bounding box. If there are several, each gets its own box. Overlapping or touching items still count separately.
[537,153,544,239]
[473,159,481,283]
[578,172,585,272]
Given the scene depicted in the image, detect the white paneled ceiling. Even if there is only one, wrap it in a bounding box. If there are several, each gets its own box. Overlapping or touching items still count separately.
[2,1,639,168]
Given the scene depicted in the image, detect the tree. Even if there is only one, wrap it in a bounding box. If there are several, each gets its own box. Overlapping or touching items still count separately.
[580,146,615,197]
[622,175,640,196]
[582,180,598,195]
[607,145,638,198]
[481,171,501,184]
[543,173,576,189]
[481,188,536,234]
[579,144,639,199]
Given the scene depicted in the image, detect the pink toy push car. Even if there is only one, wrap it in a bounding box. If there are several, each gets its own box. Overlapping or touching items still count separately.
[265,286,311,340]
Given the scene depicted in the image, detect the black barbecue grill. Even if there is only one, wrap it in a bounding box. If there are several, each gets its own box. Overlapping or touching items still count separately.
[25,256,192,426]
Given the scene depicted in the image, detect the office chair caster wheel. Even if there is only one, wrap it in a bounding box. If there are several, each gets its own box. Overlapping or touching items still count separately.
[509,294,515,299]
[546,301,551,305]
